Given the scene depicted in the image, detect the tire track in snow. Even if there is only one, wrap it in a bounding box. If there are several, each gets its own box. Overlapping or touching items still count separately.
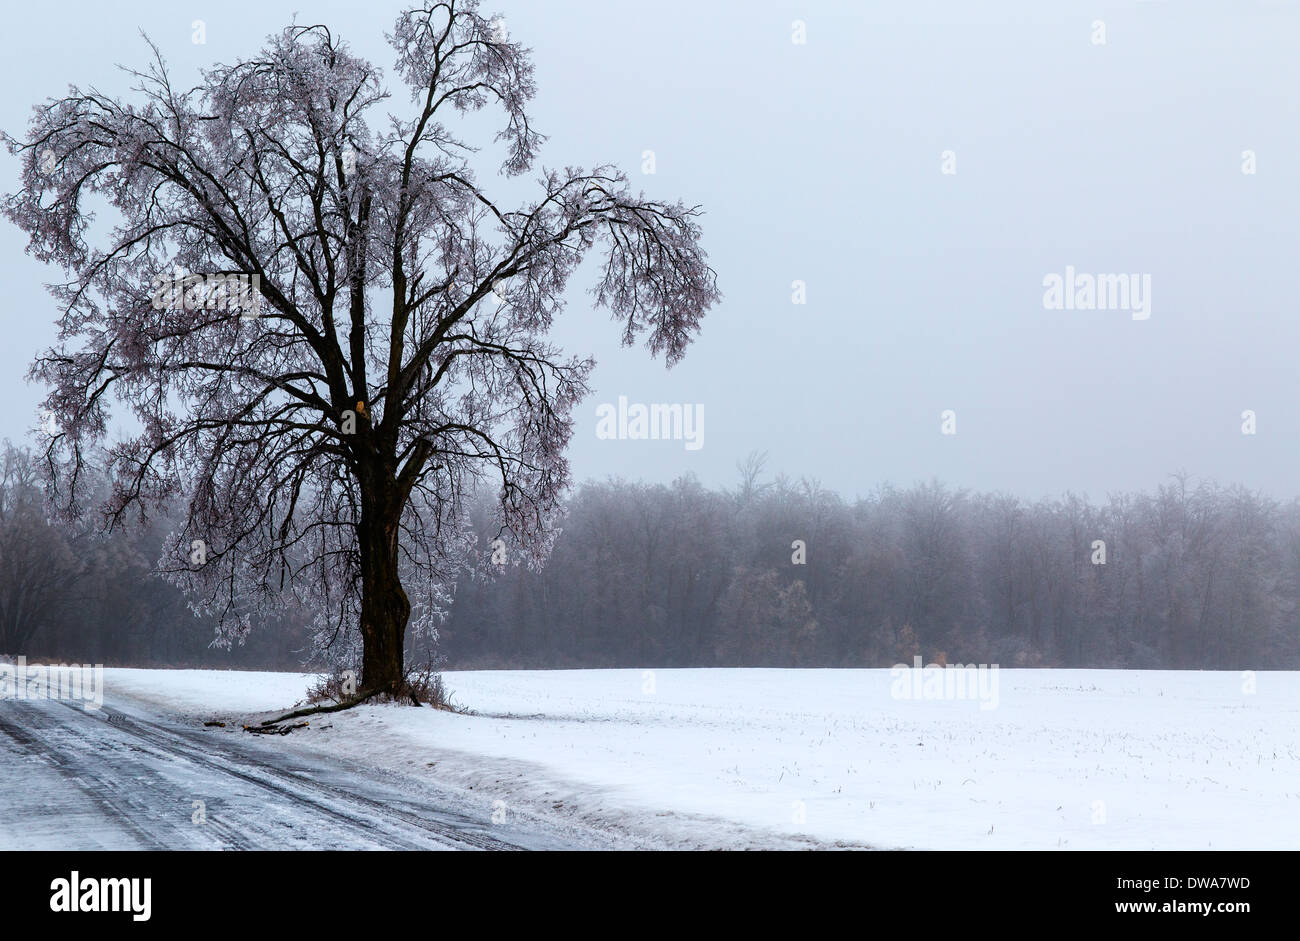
[0,704,179,849]
[57,700,523,850]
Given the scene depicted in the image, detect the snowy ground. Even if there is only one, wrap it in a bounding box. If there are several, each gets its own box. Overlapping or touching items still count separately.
[0,687,630,850]
[80,666,1300,850]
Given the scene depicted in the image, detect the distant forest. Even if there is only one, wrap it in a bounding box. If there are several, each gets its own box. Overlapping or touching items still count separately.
[3,446,1297,671]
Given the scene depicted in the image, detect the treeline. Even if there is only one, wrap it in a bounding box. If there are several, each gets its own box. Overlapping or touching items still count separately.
[447,460,1300,670]
[4,442,1298,670]
[0,445,311,669]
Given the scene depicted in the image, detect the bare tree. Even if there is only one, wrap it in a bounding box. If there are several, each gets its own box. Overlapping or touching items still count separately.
[3,2,720,694]
[732,450,771,507]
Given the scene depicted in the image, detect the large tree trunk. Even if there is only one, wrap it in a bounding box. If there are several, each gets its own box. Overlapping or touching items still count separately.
[358,499,409,694]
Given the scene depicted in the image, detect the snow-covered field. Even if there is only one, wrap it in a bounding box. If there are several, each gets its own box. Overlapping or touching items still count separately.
[102,667,1300,850]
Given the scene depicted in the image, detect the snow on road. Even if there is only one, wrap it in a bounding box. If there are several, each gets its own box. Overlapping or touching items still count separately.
[0,688,626,850]
[72,666,1300,850]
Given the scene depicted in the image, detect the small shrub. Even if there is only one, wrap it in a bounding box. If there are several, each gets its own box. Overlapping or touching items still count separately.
[305,661,458,711]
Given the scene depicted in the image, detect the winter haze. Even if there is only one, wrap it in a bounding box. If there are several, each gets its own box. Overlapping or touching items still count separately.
[2,0,1297,500]
[2,0,1299,887]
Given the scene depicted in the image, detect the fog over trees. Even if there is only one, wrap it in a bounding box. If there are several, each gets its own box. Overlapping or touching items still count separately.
[2,3,1292,689]
[4,445,1296,672]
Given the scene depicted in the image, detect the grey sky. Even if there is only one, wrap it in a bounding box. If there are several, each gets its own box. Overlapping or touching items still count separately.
[2,1,1297,500]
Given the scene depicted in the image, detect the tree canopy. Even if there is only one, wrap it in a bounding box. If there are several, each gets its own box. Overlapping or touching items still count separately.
[4,1,720,691]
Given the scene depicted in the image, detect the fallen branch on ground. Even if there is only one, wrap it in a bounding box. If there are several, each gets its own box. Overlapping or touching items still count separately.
[260,687,385,726]
[243,721,308,735]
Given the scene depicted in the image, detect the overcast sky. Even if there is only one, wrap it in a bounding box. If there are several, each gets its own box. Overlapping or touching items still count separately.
[2,0,1298,501]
